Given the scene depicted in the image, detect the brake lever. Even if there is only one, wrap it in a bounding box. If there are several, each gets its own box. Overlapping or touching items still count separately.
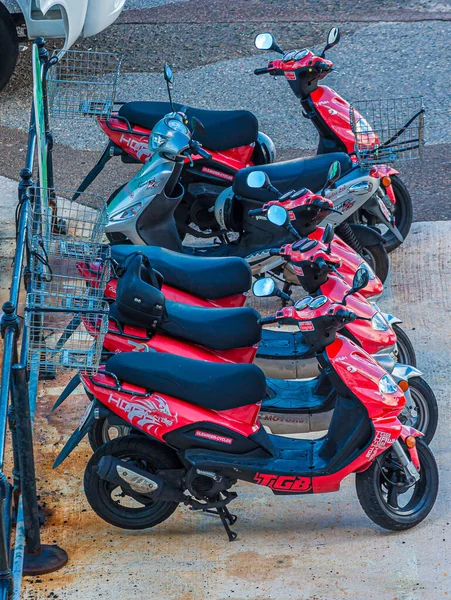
[331,266,345,279]
[183,151,194,167]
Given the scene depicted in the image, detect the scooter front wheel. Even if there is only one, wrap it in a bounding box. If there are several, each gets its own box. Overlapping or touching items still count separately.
[393,324,417,367]
[399,376,438,445]
[355,440,438,531]
[84,436,181,530]
[382,175,413,253]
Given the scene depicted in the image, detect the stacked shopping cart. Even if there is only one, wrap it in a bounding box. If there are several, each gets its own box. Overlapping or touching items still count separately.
[25,190,111,376]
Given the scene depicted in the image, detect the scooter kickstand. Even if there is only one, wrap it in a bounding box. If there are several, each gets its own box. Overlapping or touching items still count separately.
[217,506,238,542]
[223,504,238,525]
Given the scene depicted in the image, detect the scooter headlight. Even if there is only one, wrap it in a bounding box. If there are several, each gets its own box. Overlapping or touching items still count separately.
[379,373,399,395]
[150,133,168,150]
[371,312,389,331]
[358,261,376,280]
[355,116,374,135]
[110,203,142,222]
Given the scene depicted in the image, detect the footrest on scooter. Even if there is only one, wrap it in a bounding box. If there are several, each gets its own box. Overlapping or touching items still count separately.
[255,329,317,379]
[185,435,317,483]
[263,378,334,413]
[259,378,336,435]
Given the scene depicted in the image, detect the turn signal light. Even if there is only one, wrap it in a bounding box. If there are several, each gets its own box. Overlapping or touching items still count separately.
[398,379,409,392]
[381,176,392,187]
[405,436,416,448]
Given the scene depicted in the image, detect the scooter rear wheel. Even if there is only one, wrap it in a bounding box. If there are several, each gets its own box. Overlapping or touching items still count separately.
[360,243,389,284]
[355,440,438,531]
[84,436,181,530]
[88,416,132,451]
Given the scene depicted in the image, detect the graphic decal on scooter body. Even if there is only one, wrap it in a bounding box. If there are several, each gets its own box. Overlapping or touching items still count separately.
[254,473,312,493]
[106,392,178,433]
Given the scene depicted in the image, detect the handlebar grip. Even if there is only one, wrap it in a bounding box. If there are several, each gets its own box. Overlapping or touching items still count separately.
[258,316,279,325]
[254,67,269,75]
[315,257,330,273]
[335,309,356,322]
[315,62,332,71]
[197,146,212,160]
[248,208,263,217]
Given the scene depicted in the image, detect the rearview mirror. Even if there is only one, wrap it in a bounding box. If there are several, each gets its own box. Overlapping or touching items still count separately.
[164,63,173,85]
[254,32,284,54]
[254,33,275,50]
[322,223,334,246]
[322,27,340,56]
[191,116,205,137]
[267,204,288,227]
[342,267,369,305]
[352,267,370,293]
[325,160,341,188]
[247,171,268,189]
[327,27,340,48]
[252,277,276,298]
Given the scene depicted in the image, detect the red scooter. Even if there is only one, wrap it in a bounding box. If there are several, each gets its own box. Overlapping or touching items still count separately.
[53,286,438,540]
[55,256,436,447]
[251,27,422,252]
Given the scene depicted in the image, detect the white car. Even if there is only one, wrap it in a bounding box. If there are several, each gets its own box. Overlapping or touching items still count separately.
[0,0,126,90]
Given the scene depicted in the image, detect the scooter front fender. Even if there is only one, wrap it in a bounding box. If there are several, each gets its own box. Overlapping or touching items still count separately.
[398,425,424,471]
[381,312,402,326]
[392,364,424,380]
[348,223,385,247]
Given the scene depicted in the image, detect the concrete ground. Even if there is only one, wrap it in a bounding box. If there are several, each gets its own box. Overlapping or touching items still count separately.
[0,177,445,599]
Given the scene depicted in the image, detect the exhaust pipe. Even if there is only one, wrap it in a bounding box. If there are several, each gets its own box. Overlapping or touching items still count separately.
[95,456,186,502]
[260,410,333,434]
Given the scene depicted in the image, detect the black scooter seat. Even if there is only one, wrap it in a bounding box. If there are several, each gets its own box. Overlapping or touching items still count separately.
[256,328,314,360]
[109,301,262,351]
[233,153,353,202]
[118,101,259,152]
[106,352,266,410]
[111,245,252,299]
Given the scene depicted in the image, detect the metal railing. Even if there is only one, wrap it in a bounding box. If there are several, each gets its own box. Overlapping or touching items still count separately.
[0,39,68,600]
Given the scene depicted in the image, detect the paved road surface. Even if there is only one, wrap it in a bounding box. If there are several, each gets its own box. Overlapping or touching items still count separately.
[0,0,449,221]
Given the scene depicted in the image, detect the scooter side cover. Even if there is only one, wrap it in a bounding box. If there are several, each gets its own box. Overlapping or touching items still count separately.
[102,324,258,365]
[83,373,261,442]
[311,85,379,154]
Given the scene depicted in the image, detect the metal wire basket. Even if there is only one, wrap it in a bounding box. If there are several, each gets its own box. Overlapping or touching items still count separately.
[25,293,109,375]
[47,49,123,118]
[350,96,425,165]
[29,248,111,307]
[28,189,108,252]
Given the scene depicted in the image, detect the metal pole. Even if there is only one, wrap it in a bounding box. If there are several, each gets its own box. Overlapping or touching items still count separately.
[10,366,41,555]
[10,366,68,576]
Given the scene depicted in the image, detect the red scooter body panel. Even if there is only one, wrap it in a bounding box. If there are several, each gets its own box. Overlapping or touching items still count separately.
[99,116,255,171]
[309,227,384,299]
[103,321,258,364]
[82,372,262,441]
[105,278,247,308]
[320,276,396,355]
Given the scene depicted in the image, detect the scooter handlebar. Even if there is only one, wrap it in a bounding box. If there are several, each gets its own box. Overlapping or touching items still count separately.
[248,208,263,216]
[334,308,357,323]
[254,67,270,75]
[258,315,279,325]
